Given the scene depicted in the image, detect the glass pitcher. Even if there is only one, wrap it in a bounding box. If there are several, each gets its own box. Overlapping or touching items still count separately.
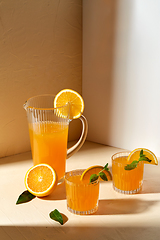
[23,94,88,184]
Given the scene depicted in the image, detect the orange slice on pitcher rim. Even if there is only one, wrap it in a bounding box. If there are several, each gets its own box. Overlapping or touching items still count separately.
[80,165,112,182]
[127,148,158,165]
[25,164,58,197]
[54,89,84,119]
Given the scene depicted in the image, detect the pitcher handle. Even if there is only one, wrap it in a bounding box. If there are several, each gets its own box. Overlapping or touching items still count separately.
[67,115,88,159]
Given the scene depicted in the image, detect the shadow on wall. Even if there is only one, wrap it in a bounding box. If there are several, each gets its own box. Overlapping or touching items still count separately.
[83,0,160,156]
[84,0,135,145]
[82,0,121,143]
[107,0,135,147]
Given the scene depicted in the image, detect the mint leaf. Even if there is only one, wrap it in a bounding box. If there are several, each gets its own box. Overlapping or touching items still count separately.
[90,174,99,183]
[124,160,139,170]
[16,190,36,204]
[124,149,152,171]
[104,163,109,171]
[140,149,144,157]
[139,156,152,163]
[89,163,111,183]
[49,209,63,225]
[99,172,108,181]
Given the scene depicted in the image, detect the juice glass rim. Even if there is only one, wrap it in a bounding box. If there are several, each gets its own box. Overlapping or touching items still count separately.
[65,169,99,186]
[111,151,131,161]
[112,151,144,167]
[23,94,69,111]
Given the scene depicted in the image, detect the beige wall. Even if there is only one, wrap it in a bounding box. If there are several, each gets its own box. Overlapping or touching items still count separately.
[83,0,160,157]
[0,0,82,158]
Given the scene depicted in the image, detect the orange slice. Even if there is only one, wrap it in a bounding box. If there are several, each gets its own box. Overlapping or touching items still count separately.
[127,148,158,165]
[25,164,58,197]
[80,165,112,182]
[54,89,84,119]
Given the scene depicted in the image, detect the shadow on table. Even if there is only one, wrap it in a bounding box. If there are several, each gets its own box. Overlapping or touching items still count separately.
[1,225,160,240]
[41,182,66,201]
[96,198,159,215]
[0,151,32,165]
[141,179,160,194]
[41,184,159,216]
[42,179,160,203]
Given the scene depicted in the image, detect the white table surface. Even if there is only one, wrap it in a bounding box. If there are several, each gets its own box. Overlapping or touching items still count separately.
[0,141,160,240]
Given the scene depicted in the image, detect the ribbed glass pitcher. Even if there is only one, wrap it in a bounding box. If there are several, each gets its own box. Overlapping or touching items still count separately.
[23,94,88,184]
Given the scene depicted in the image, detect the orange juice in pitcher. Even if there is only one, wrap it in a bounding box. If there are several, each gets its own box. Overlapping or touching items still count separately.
[24,92,88,184]
[29,121,69,181]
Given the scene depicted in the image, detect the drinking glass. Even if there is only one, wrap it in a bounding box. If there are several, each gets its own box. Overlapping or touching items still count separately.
[65,169,99,215]
[112,152,144,194]
[23,94,88,184]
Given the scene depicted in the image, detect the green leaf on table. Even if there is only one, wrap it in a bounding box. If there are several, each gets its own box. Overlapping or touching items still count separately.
[49,209,63,225]
[16,190,36,204]
[99,172,108,181]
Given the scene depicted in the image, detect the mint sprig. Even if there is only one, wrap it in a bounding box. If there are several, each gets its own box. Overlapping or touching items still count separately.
[90,163,109,183]
[124,149,152,170]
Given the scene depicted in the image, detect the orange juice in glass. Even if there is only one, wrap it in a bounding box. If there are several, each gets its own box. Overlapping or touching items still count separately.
[65,169,99,215]
[112,152,144,194]
[23,94,88,184]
